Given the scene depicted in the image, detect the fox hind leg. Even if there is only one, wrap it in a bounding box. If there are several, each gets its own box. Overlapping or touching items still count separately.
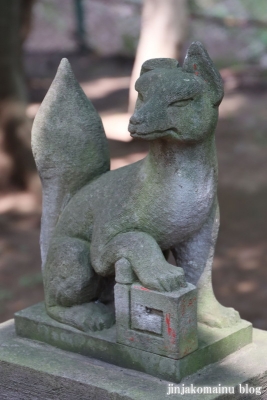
[44,236,115,332]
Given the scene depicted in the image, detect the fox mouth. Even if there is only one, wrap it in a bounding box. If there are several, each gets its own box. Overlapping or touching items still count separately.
[128,123,140,136]
[128,125,150,138]
[129,125,180,139]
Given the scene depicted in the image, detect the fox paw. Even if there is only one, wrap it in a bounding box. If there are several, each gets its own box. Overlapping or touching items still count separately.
[138,263,186,292]
[198,302,240,328]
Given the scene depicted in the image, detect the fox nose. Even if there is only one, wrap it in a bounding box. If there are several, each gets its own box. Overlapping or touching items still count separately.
[129,114,142,125]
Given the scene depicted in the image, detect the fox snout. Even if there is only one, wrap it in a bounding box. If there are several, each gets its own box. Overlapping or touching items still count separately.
[128,113,143,135]
[129,114,139,125]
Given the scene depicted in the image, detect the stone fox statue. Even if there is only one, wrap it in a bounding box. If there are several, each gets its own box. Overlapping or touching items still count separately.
[32,42,240,332]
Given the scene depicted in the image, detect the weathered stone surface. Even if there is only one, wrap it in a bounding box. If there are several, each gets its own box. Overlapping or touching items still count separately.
[31,58,110,269]
[115,258,137,284]
[15,303,252,383]
[115,282,198,359]
[32,41,240,333]
[1,319,266,399]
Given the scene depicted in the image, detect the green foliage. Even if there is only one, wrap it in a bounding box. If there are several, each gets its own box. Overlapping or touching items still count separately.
[122,34,137,55]
[0,289,13,301]
[188,0,200,13]
[258,30,267,46]
[36,0,67,31]
[255,130,267,146]
[193,0,267,62]
[194,0,267,20]
[19,273,43,288]
[241,0,267,21]
[194,0,234,17]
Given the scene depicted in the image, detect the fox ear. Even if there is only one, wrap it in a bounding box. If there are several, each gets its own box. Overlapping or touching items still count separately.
[140,58,179,75]
[183,42,224,106]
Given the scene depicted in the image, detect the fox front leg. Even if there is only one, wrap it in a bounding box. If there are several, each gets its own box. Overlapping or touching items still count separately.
[172,201,240,328]
[92,231,186,291]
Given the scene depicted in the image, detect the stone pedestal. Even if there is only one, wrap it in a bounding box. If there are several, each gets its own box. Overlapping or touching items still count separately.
[115,282,198,359]
[0,318,267,399]
[14,302,252,383]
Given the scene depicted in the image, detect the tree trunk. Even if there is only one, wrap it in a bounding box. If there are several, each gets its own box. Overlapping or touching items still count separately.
[0,0,35,191]
[129,0,189,113]
[0,1,25,102]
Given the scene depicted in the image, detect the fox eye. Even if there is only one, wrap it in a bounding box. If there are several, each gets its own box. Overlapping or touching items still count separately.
[169,98,193,107]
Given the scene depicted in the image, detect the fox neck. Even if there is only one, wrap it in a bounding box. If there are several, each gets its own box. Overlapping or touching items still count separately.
[144,135,217,181]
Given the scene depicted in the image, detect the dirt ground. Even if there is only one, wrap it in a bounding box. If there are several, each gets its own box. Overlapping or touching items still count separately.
[1,51,267,330]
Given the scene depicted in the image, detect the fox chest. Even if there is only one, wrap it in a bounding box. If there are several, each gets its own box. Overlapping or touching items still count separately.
[128,172,216,248]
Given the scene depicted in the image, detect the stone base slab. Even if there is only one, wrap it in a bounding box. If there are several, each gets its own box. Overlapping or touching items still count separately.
[0,318,267,399]
[14,302,252,383]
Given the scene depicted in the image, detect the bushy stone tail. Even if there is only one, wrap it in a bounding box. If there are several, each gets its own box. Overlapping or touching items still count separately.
[32,59,110,270]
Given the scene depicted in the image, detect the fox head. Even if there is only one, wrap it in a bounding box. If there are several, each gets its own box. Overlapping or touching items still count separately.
[128,42,223,143]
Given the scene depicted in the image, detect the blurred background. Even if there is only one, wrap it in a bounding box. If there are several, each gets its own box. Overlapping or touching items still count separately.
[0,0,267,329]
